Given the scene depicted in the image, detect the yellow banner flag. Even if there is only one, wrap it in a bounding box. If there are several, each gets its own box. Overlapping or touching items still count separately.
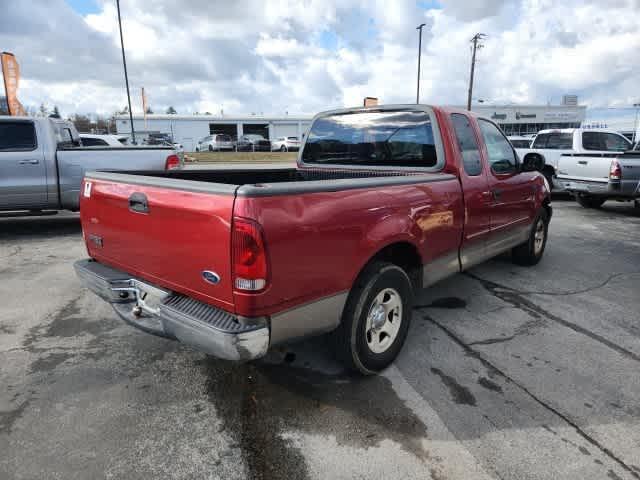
[1,52,27,116]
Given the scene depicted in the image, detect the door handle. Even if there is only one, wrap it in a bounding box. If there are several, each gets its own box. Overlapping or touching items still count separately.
[492,189,502,200]
[129,192,149,214]
[19,159,39,164]
[578,160,588,165]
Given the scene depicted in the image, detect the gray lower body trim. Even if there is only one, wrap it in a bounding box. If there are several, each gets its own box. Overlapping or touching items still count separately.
[269,291,349,345]
[423,250,460,288]
[460,223,531,270]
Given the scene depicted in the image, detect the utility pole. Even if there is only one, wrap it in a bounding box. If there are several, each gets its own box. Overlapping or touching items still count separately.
[416,23,426,104]
[466,33,486,111]
[633,103,640,145]
[116,0,136,144]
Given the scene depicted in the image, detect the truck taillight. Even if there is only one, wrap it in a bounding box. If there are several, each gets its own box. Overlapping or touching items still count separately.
[609,159,622,180]
[165,154,180,170]
[232,217,268,292]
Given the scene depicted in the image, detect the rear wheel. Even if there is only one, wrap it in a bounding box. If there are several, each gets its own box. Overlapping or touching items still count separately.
[331,262,413,375]
[280,145,287,152]
[512,209,549,266]
[576,195,606,209]
[208,145,214,152]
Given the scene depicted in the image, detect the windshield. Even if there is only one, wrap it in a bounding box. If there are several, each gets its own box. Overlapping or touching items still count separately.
[301,110,439,168]
[287,137,299,141]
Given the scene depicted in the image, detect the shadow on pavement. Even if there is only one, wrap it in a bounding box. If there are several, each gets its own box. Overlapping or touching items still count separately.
[0,214,81,240]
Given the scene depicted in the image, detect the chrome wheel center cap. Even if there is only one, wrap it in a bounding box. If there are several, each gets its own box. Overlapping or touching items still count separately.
[370,304,386,330]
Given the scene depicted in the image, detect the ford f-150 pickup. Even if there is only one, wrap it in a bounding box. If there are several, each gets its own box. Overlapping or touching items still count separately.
[0,116,182,215]
[75,105,551,374]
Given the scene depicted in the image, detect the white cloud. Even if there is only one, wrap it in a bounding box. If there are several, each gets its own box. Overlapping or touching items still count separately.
[1,0,639,118]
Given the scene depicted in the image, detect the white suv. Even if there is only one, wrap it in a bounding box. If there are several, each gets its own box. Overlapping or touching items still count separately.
[271,136,300,152]
[195,134,235,152]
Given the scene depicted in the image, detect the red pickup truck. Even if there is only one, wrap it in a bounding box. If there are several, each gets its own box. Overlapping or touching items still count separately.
[75,105,551,374]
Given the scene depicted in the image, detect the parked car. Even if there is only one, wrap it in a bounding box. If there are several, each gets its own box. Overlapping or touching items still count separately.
[271,136,301,152]
[80,133,129,147]
[507,135,532,149]
[195,134,235,152]
[145,133,183,152]
[557,140,640,208]
[74,105,551,374]
[0,117,182,214]
[236,134,271,152]
[518,128,632,190]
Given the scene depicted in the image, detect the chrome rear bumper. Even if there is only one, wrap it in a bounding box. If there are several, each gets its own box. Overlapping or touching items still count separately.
[74,259,269,361]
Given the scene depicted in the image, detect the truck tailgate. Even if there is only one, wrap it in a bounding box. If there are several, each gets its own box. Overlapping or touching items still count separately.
[80,174,236,311]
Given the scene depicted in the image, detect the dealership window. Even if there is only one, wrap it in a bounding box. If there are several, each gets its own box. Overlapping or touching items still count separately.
[0,121,37,151]
[302,110,439,168]
[451,113,482,176]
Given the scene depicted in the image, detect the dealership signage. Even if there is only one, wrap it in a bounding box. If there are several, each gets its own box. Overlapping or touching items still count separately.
[516,111,536,119]
[491,112,507,120]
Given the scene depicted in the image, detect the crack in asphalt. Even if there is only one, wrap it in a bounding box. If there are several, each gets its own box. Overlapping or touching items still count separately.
[468,335,517,347]
[467,271,640,297]
[421,313,640,480]
[465,273,640,364]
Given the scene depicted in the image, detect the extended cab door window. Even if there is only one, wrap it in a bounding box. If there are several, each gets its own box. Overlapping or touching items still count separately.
[451,113,482,175]
[478,120,517,174]
[302,110,442,169]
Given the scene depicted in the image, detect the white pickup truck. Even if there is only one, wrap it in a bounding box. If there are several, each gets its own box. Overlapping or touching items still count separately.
[557,141,640,208]
[0,117,182,215]
[517,128,632,191]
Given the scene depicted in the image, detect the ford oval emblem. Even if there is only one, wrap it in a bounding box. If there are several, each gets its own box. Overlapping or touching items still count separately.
[202,270,220,285]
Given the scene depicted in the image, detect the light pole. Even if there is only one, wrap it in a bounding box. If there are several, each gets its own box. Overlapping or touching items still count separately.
[416,23,426,104]
[116,0,135,144]
[466,33,486,111]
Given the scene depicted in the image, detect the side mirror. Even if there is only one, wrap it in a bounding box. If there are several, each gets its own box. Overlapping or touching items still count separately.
[521,153,544,172]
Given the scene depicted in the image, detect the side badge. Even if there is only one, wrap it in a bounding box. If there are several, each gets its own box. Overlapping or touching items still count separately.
[202,270,220,285]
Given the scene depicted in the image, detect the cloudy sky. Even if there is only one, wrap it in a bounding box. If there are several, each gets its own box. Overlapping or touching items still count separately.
[1,0,639,122]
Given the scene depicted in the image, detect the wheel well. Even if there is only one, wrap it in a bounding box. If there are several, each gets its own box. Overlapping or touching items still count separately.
[366,242,423,290]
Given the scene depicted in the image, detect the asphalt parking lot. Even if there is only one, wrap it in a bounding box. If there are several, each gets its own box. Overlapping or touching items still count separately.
[1,198,639,480]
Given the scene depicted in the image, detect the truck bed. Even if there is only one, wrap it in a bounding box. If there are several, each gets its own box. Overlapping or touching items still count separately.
[80,167,460,316]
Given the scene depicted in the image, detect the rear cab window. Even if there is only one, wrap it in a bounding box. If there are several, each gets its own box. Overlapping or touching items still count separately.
[301,109,443,169]
[0,121,37,151]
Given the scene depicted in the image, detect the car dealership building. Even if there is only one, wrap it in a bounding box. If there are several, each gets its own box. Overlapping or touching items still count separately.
[116,102,586,151]
[115,113,313,152]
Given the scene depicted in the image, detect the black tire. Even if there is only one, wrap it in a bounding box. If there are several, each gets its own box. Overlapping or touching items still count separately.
[330,262,414,375]
[208,145,214,152]
[512,209,549,266]
[280,145,287,152]
[195,147,200,152]
[576,195,605,209]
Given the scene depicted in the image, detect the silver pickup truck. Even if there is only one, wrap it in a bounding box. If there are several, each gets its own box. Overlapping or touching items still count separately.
[0,117,182,214]
[557,142,640,209]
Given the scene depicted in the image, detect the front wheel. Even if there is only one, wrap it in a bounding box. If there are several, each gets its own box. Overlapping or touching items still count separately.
[280,145,287,152]
[512,209,549,266]
[576,195,606,209]
[330,262,413,375]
